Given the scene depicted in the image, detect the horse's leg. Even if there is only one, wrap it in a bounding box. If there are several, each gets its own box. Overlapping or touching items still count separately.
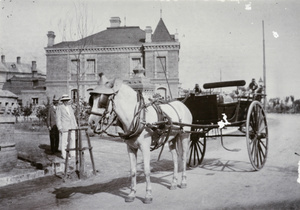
[169,137,178,190]
[179,133,189,188]
[125,145,137,202]
[140,142,153,204]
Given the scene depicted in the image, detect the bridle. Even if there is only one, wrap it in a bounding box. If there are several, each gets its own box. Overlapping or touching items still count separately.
[89,90,146,137]
[89,92,118,135]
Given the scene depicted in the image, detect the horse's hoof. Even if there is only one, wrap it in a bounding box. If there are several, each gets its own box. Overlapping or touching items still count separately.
[170,185,177,190]
[125,196,135,202]
[180,183,187,189]
[143,197,153,204]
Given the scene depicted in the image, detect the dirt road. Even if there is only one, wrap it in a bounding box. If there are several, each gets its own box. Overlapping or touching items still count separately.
[0,113,300,209]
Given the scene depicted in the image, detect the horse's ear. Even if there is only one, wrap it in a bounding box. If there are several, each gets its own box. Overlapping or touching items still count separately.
[98,72,108,85]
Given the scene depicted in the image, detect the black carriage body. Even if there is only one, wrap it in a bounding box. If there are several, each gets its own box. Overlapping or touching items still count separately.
[181,94,218,125]
[177,80,268,170]
[179,95,251,125]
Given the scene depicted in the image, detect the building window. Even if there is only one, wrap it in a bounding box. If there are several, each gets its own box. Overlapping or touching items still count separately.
[71,89,78,102]
[131,58,141,77]
[86,59,96,74]
[32,98,39,105]
[33,79,38,87]
[156,56,167,78]
[71,59,80,75]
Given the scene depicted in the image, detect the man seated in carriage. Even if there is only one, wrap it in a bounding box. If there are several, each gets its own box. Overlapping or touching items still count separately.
[193,83,202,95]
[248,78,258,93]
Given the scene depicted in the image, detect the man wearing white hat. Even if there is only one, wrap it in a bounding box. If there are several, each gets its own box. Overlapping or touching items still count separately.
[56,94,77,159]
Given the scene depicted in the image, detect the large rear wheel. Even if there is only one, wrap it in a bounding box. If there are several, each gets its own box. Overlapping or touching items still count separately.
[246,101,268,170]
[187,128,206,167]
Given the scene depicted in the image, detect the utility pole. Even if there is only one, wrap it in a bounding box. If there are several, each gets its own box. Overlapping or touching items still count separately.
[262,20,267,109]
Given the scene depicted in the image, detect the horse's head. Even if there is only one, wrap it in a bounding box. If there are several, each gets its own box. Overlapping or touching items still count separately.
[88,73,122,133]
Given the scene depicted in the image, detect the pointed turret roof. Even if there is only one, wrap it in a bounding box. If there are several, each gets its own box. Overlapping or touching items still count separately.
[152,18,174,42]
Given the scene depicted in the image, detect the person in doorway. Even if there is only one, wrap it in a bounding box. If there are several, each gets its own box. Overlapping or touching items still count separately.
[47,96,59,154]
[56,94,77,159]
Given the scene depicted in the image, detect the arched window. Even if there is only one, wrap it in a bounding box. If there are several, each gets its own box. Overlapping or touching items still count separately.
[71,89,78,102]
[157,87,167,100]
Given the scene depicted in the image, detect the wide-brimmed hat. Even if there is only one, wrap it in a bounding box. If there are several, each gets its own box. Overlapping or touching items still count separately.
[60,94,71,101]
[89,73,122,95]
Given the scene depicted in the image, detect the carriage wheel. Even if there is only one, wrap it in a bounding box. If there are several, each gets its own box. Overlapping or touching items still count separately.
[187,128,206,167]
[246,101,269,171]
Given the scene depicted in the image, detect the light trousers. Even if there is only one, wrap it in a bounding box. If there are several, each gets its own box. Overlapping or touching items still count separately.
[60,131,75,159]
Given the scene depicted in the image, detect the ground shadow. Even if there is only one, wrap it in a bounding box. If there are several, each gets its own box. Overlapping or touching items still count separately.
[53,158,190,202]
[198,158,255,172]
[53,174,171,203]
[39,144,52,154]
[38,144,62,159]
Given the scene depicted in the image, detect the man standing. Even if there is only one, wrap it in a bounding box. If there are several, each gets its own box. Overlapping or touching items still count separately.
[56,94,77,159]
[47,96,59,154]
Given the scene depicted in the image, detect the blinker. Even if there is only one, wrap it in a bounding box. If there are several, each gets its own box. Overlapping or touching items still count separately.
[89,94,111,109]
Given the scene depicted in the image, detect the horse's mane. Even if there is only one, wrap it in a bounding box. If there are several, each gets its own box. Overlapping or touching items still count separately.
[119,83,137,95]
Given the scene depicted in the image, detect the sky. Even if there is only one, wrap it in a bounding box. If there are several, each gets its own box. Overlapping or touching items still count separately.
[0,0,300,99]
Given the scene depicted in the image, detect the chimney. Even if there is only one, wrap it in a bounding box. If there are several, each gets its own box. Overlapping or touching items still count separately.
[47,31,56,47]
[31,61,37,77]
[110,17,121,27]
[145,26,152,43]
[17,56,21,64]
[1,55,5,63]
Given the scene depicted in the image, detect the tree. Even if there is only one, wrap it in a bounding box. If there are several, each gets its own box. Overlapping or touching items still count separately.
[11,107,21,123]
[22,106,32,121]
[36,97,50,124]
[290,95,295,113]
[57,0,95,126]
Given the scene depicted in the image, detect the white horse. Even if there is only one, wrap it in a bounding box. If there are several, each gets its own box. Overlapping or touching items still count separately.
[88,73,192,204]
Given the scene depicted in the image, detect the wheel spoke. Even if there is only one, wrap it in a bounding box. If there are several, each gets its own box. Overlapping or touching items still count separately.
[196,140,203,155]
[250,138,256,156]
[258,141,266,159]
[257,142,263,167]
[258,125,267,133]
[193,142,196,165]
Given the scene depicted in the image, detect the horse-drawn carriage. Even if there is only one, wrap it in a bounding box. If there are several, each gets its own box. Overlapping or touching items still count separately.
[88,74,268,203]
[178,80,268,171]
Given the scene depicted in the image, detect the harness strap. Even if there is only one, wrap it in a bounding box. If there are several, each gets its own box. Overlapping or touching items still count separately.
[149,101,173,151]
[118,91,146,139]
[97,92,180,153]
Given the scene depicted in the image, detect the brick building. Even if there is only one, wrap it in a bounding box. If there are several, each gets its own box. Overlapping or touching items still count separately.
[45,17,180,101]
[0,55,46,107]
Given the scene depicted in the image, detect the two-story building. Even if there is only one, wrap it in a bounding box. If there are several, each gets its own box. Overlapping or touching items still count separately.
[0,55,46,107]
[45,17,180,101]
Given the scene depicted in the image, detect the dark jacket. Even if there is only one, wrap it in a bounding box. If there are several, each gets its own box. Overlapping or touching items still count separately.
[47,105,57,127]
